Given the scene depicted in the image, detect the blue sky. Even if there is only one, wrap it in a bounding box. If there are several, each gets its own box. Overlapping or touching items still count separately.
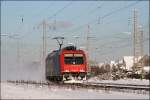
[1,0,149,65]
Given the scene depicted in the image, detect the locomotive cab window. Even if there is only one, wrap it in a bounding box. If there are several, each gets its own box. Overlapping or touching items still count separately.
[64,54,84,64]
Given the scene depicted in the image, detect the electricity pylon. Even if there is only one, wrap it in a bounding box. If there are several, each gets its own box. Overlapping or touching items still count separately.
[37,20,51,80]
[133,8,143,71]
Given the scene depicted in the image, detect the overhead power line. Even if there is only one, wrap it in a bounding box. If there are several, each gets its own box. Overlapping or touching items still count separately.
[47,1,73,20]
[23,2,73,39]
[70,4,103,22]
[98,42,131,57]
[31,2,55,20]
[69,2,95,21]
[68,1,140,36]
[93,37,131,50]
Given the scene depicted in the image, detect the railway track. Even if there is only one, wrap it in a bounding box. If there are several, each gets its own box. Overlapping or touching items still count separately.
[6,80,150,94]
[83,82,150,90]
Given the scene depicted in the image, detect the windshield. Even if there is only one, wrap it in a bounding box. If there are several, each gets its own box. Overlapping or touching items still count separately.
[64,54,84,64]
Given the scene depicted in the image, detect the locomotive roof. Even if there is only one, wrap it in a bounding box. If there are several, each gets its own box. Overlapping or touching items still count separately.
[47,46,84,58]
[46,50,59,58]
[62,46,76,50]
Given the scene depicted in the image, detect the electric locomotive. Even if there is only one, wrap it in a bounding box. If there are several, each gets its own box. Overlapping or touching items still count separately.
[45,45,87,81]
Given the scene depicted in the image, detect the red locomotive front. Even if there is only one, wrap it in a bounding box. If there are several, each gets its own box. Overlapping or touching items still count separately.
[60,49,87,80]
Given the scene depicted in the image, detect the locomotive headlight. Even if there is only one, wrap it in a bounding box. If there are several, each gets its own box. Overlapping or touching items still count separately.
[64,70,69,72]
[80,69,85,72]
[73,61,75,64]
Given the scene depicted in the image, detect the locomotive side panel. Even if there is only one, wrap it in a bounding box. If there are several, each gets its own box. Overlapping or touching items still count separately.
[53,51,61,76]
[46,51,61,79]
[46,57,54,76]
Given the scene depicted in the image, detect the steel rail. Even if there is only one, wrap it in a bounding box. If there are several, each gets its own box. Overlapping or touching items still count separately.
[6,80,150,94]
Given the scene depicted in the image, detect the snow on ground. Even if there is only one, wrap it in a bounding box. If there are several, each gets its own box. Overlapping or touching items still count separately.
[87,77,150,85]
[1,82,149,99]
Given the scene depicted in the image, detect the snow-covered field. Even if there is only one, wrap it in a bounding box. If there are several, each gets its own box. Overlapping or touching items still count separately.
[1,82,149,99]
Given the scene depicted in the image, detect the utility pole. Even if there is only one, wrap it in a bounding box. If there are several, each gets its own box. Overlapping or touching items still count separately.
[133,8,143,72]
[86,24,90,75]
[95,48,98,66]
[138,25,144,74]
[73,36,79,47]
[16,37,20,67]
[128,17,131,34]
[37,20,51,80]
[7,34,22,78]
[16,36,22,70]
